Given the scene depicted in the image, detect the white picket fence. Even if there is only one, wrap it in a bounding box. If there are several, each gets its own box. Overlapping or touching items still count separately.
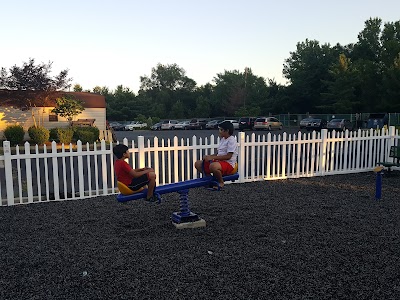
[0,127,399,206]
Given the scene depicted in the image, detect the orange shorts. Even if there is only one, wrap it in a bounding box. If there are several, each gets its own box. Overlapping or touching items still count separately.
[203,160,234,175]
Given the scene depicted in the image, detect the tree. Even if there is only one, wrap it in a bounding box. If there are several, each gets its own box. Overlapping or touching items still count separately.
[51,95,85,126]
[0,58,72,105]
[140,63,196,91]
[73,84,83,92]
[212,69,269,116]
[320,54,361,113]
[171,101,185,118]
[105,85,137,121]
[194,96,211,117]
[381,53,400,111]
[212,70,246,116]
[139,63,197,118]
[283,39,340,113]
[0,58,72,127]
[92,86,102,94]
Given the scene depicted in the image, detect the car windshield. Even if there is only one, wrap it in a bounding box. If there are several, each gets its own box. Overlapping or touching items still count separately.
[255,118,265,122]
[313,119,321,122]
[330,119,342,123]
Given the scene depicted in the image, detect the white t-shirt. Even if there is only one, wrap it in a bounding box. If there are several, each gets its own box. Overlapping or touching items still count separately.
[217,135,238,167]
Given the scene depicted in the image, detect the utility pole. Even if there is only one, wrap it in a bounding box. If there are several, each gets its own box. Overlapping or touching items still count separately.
[244,67,248,109]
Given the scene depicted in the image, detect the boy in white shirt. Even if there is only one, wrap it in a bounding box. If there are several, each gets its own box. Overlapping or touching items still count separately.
[194,120,238,189]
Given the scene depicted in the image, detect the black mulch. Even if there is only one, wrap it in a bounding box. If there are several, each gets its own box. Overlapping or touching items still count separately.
[1,172,400,300]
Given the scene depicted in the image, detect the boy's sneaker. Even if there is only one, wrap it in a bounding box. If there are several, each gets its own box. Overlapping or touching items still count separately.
[145,195,157,202]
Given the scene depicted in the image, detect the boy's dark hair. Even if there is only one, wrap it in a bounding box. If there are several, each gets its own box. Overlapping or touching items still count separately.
[219,121,234,135]
[113,144,129,159]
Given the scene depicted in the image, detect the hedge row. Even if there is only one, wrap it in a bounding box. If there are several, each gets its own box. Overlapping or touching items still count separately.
[3,125,100,146]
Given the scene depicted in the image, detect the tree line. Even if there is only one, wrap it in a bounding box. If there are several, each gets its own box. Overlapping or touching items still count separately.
[2,17,400,123]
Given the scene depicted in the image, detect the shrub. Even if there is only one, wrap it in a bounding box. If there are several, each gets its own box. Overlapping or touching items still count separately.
[49,127,75,144]
[75,130,95,144]
[49,128,59,142]
[57,128,74,144]
[73,127,99,144]
[4,125,25,146]
[28,126,50,145]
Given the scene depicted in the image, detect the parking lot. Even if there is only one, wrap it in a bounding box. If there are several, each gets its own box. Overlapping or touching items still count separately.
[113,126,307,143]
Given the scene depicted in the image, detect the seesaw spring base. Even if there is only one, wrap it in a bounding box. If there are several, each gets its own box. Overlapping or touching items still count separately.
[171,189,206,229]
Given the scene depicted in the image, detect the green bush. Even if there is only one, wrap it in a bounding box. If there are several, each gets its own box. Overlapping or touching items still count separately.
[75,130,95,144]
[49,127,75,144]
[49,128,59,142]
[57,128,74,144]
[73,127,99,144]
[28,126,50,145]
[4,125,25,146]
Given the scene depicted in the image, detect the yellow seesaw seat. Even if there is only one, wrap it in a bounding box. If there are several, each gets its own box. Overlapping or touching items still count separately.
[117,181,145,195]
[231,162,238,174]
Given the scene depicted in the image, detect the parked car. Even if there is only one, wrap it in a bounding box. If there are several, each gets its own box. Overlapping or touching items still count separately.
[253,117,283,131]
[150,122,162,131]
[175,120,190,130]
[224,119,239,129]
[188,119,207,130]
[327,119,354,131]
[305,118,327,131]
[238,117,257,130]
[161,120,179,130]
[109,121,125,131]
[205,120,220,129]
[125,121,147,130]
[299,117,314,129]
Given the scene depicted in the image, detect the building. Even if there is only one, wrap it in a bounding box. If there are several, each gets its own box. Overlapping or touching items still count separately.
[0,90,107,139]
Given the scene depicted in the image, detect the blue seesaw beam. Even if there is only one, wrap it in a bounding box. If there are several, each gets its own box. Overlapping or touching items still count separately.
[116,173,239,202]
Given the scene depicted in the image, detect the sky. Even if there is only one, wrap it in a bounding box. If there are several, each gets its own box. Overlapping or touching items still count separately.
[1,0,400,93]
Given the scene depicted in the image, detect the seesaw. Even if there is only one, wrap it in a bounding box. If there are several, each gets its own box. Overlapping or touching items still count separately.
[116,173,239,229]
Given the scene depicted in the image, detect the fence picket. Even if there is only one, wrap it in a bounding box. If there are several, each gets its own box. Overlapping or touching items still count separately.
[24,142,33,203]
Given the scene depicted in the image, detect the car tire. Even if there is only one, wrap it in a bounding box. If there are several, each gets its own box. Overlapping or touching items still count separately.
[268,125,272,131]
[279,125,283,130]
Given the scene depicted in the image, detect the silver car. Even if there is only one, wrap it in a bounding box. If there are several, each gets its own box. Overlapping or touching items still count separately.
[175,121,190,130]
[161,120,179,130]
[299,117,314,129]
[254,117,283,131]
[224,119,239,129]
[327,119,354,131]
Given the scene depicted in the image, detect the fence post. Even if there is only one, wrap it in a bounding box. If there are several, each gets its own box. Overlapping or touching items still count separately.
[101,140,108,195]
[3,141,14,205]
[319,129,328,176]
[238,132,245,183]
[138,136,145,168]
[77,141,84,198]
[51,141,60,200]
[389,126,396,148]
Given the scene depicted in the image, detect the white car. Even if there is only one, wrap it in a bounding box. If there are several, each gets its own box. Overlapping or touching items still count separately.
[161,120,179,130]
[125,121,147,130]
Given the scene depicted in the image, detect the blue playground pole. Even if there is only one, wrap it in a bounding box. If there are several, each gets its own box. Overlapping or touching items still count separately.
[374,167,384,200]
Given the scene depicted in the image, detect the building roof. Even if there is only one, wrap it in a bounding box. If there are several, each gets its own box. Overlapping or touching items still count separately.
[0,89,106,108]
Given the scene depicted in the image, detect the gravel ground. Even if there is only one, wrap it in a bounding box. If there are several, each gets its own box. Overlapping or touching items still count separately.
[1,172,400,300]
